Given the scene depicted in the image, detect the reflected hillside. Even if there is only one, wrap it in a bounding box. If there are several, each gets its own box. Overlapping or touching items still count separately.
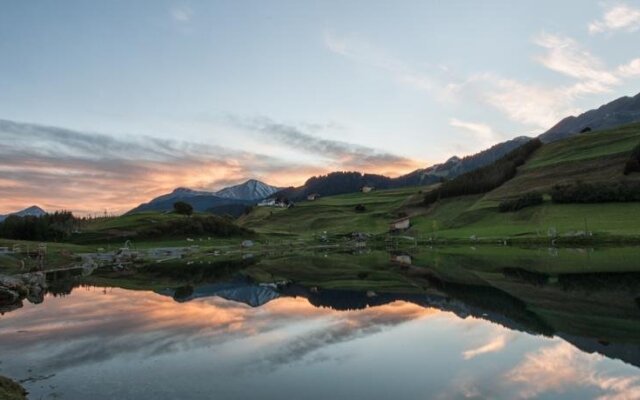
[4,246,640,369]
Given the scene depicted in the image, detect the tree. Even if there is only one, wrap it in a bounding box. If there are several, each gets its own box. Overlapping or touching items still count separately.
[173,201,193,216]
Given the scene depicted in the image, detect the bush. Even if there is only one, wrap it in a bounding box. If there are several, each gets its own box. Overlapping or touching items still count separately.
[135,215,251,239]
[354,204,366,212]
[173,201,193,216]
[425,139,542,205]
[551,181,640,203]
[498,192,543,212]
[624,143,640,175]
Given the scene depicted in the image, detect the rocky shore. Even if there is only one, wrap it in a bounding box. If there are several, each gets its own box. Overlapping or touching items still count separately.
[0,273,46,314]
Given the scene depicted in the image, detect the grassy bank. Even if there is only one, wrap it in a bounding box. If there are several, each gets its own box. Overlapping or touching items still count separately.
[0,375,27,400]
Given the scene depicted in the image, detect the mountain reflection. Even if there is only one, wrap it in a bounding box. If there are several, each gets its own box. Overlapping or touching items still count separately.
[2,248,640,400]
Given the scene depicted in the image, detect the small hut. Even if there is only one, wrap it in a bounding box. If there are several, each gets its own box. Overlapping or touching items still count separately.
[361,185,375,193]
[389,217,411,232]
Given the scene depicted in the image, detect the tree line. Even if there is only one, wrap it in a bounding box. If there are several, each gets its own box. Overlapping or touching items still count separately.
[0,211,76,241]
[424,139,542,205]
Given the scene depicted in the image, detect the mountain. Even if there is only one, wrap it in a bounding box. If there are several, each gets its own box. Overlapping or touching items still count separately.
[540,92,640,143]
[215,179,280,201]
[405,136,532,184]
[0,205,47,222]
[158,281,280,307]
[128,179,278,216]
[272,136,533,201]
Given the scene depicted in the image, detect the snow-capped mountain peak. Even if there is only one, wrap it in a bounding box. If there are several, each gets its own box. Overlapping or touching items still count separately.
[0,205,47,222]
[214,179,280,201]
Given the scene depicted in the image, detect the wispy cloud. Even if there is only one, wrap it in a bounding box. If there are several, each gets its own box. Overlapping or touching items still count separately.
[229,115,423,175]
[324,31,433,92]
[505,341,640,399]
[0,118,421,214]
[589,3,640,34]
[0,119,308,214]
[533,32,620,94]
[449,31,640,131]
[449,118,500,148]
[618,58,640,77]
[462,333,511,360]
[171,5,193,23]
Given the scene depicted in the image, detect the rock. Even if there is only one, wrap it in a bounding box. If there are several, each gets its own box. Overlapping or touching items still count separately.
[241,240,254,248]
[26,285,44,304]
[0,287,20,305]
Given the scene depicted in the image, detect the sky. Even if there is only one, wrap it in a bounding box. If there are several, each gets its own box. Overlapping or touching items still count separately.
[1,0,640,215]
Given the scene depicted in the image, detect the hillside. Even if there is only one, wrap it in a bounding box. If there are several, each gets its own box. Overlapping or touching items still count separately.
[70,212,251,244]
[540,92,640,143]
[241,122,640,241]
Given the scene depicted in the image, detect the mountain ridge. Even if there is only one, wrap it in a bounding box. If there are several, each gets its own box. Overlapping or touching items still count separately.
[127,179,279,216]
[0,205,47,222]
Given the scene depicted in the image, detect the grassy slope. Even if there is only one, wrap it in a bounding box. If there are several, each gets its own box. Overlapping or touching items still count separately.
[242,124,640,241]
[238,185,428,236]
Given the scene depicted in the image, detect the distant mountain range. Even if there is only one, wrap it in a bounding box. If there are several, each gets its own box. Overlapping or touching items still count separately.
[127,91,640,213]
[540,92,640,143]
[0,205,47,222]
[271,92,640,202]
[128,179,280,216]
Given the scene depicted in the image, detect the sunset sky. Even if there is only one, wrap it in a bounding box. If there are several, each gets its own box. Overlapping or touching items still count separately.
[2,0,640,214]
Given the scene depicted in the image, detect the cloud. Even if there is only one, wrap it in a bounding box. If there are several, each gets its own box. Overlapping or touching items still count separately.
[0,118,422,215]
[485,77,582,130]
[0,119,308,215]
[505,341,640,399]
[589,3,640,34]
[533,32,620,94]
[618,58,640,77]
[171,5,193,22]
[324,31,433,92]
[462,333,511,360]
[229,115,423,175]
[450,32,640,131]
[449,118,500,147]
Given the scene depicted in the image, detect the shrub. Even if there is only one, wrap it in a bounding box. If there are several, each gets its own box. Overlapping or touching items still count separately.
[354,204,366,212]
[498,192,543,212]
[425,139,542,205]
[173,201,193,216]
[624,143,640,175]
[551,181,640,203]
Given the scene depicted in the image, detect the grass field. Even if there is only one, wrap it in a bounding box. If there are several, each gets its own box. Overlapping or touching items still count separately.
[238,185,429,236]
[482,123,640,203]
[240,123,640,242]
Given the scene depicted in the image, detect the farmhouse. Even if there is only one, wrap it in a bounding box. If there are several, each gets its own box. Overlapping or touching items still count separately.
[389,217,410,232]
[361,185,375,193]
[257,198,276,207]
[307,193,320,201]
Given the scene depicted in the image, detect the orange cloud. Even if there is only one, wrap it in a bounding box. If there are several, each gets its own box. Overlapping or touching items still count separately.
[0,119,423,215]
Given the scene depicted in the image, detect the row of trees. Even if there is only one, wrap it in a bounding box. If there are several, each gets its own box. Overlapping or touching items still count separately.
[550,181,640,203]
[424,139,542,205]
[0,211,76,241]
[498,192,544,212]
[136,214,250,239]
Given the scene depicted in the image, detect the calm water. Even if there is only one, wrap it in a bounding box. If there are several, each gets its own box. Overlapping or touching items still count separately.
[2,247,640,399]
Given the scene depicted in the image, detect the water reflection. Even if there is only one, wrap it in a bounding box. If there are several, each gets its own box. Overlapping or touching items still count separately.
[1,247,640,399]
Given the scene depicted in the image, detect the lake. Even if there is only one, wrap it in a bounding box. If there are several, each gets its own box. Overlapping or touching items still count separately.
[1,246,640,399]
